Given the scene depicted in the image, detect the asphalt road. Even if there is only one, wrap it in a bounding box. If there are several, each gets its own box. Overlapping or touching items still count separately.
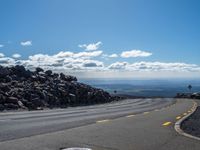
[0,98,199,150]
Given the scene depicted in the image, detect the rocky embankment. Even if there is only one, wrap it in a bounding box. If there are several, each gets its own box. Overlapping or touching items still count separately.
[181,106,200,138]
[175,93,200,99]
[0,65,120,111]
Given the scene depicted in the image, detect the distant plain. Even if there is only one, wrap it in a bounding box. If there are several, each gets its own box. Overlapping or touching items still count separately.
[81,79,200,97]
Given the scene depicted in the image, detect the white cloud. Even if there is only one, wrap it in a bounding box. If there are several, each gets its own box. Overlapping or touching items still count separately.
[73,51,103,58]
[12,53,21,59]
[0,53,5,58]
[0,49,200,78]
[108,61,200,72]
[109,54,118,58]
[121,50,152,58]
[54,50,103,59]
[101,54,118,59]
[0,57,15,65]
[54,51,74,58]
[79,41,102,51]
[18,50,103,71]
[21,40,32,46]
[82,60,104,68]
[0,44,4,48]
[108,62,128,70]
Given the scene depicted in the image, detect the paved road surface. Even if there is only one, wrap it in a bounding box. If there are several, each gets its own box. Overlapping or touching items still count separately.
[0,98,199,150]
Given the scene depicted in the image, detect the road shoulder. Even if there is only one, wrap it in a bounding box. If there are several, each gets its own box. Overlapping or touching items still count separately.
[176,100,200,140]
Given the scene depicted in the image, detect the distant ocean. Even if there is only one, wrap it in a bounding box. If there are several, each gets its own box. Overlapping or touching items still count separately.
[80,79,200,98]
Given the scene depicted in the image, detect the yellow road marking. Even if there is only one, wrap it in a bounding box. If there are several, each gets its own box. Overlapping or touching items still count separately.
[183,113,187,116]
[162,122,172,126]
[96,119,110,123]
[143,112,149,114]
[176,116,182,120]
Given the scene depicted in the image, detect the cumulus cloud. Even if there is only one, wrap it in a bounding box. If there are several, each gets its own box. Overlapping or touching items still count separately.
[109,54,118,58]
[79,41,102,51]
[21,40,32,46]
[0,44,4,48]
[12,53,21,59]
[73,51,103,58]
[54,51,74,58]
[17,50,104,71]
[101,54,118,59]
[0,57,15,65]
[54,50,103,59]
[82,60,104,68]
[108,62,128,70]
[0,49,200,78]
[0,53,5,58]
[108,61,200,72]
[121,50,152,58]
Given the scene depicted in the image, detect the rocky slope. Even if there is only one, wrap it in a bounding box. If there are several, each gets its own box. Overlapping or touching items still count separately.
[0,65,119,111]
[181,106,200,137]
[175,92,200,99]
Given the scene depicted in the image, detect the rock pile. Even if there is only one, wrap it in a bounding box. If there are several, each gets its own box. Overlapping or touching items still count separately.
[181,106,200,137]
[0,65,115,111]
[175,92,200,99]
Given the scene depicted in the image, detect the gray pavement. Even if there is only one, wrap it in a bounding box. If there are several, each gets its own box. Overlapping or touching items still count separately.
[0,98,199,150]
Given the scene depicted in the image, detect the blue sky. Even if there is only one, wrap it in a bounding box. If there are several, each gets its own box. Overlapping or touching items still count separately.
[0,0,200,78]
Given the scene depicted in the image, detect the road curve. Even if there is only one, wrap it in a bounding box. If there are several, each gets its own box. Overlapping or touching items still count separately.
[1,98,199,150]
[0,98,173,142]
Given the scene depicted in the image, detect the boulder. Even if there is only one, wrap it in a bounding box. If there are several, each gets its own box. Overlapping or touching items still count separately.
[7,97,18,104]
[45,70,52,76]
[35,67,44,73]
[4,103,19,110]
[60,73,77,82]
[0,94,6,104]
[13,65,26,75]
[31,98,45,107]
[60,73,66,80]
[18,100,27,109]
[4,75,12,82]
[38,75,46,83]
[0,83,11,92]
[66,75,77,82]
[0,66,10,78]
[0,104,4,111]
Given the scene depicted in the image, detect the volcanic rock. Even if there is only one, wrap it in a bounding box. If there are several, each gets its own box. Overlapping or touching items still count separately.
[0,65,116,111]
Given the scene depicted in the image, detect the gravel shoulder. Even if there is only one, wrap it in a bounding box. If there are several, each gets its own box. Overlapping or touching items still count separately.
[181,105,200,137]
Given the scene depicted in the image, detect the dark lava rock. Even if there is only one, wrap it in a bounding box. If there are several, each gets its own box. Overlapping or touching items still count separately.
[181,106,200,137]
[35,67,44,73]
[0,65,118,111]
[0,66,10,78]
[45,70,52,76]
[175,92,200,100]
[60,73,77,82]
[7,97,18,104]
[4,103,19,110]
[0,104,5,111]
[0,94,6,104]
[10,65,32,78]
[0,83,11,92]
[4,75,12,82]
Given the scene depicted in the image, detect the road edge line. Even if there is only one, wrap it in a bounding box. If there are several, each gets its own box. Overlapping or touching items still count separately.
[174,100,200,141]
